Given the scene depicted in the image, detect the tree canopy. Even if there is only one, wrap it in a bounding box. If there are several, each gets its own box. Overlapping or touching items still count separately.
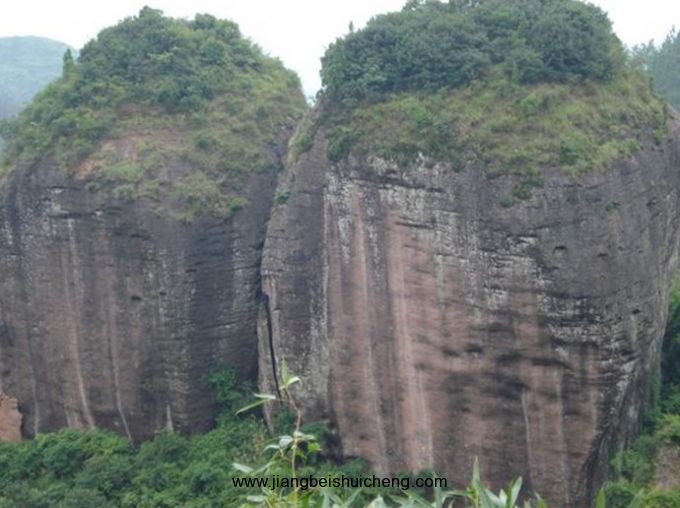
[1,7,304,174]
[73,7,265,112]
[0,8,306,222]
[320,0,625,105]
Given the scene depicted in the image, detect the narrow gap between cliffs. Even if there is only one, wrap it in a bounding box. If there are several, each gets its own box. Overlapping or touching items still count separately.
[262,292,281,399]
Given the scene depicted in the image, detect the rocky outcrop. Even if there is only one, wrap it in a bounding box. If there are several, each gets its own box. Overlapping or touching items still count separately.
[0,144,286,441]
[655,444,680,491]
[259,114,680,506]
[0,392,21,441]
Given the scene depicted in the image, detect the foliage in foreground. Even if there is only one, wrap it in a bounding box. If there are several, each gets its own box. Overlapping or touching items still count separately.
[230,363,549,508]
[0,357,674,508]
[0,363,554,508]
[0,371,264,507]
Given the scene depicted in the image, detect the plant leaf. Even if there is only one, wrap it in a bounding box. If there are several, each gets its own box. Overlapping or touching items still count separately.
[278,435,293,448]
[235,393,277,415]
[367,496,389,508]
[627,489,645,508]
[280,360,301,389]
[232,462,254,474]
[508,477,522,507]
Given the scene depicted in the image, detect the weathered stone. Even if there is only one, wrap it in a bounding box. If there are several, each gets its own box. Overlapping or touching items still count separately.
[655,444,680,491]
[0,144,286,442]
[0,392,22,442]
[259,113,680,507]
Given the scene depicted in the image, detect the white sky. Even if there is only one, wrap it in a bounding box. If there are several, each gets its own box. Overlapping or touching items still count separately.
[0,1,678,98]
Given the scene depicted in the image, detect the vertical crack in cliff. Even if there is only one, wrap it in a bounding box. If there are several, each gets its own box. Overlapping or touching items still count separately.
[262,293,281,398]
[520,389,535,489]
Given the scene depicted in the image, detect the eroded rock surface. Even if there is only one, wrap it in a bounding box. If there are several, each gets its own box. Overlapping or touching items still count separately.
[0,153,282,442]
[259,115,680,506]
[0,392,22,441]
[655,445,680,491]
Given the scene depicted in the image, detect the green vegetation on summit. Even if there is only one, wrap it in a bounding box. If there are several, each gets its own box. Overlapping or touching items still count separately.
[308,0,668,203]
[321,0,625,105]
[0,8,307,219]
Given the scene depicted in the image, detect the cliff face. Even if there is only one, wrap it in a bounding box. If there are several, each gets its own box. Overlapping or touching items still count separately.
[0,393,21,441]
[0,151,281,441]
[259,115,680,506]
[0,9,307,443]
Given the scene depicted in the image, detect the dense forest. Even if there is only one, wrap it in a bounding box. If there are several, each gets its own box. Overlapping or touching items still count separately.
[0,1,679,507]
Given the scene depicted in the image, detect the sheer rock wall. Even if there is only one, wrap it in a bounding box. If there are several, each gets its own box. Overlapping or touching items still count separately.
[259,115,680,507]
[0,154,280,442]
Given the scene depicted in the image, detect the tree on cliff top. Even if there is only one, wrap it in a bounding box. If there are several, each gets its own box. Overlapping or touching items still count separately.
[320,0,625,105]
[0,7,304,174]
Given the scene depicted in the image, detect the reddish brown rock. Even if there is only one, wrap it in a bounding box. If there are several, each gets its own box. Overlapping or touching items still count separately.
[0,102,303,441]
[259,115,680,507]
[654,445,680,491]
[0,392,22,442]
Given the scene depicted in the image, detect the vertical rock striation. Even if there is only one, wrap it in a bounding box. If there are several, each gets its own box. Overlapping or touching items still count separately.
[0,392,21,441]
[259,115,680,506]
[0,153,283,442]
[0,9,306,443]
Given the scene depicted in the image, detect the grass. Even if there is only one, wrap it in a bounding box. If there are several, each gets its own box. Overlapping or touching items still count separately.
[314,69,667,203]
[78,64,305,220]
[1,59,307,221]
[0,10,308,221]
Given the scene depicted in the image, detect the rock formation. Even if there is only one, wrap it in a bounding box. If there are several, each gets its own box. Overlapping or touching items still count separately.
[1,4,679,507]
[0,157,281,441]
[0,392,21,441]
[0,9,306,442]
[654,444,680,491]
[258,113,680,506]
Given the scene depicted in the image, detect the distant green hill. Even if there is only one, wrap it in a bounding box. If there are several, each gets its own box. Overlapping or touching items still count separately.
[0,36,71,150]
[0,36,71,119]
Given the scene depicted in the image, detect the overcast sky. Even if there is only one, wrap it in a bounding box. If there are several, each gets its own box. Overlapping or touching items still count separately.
[1,1,678,97]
